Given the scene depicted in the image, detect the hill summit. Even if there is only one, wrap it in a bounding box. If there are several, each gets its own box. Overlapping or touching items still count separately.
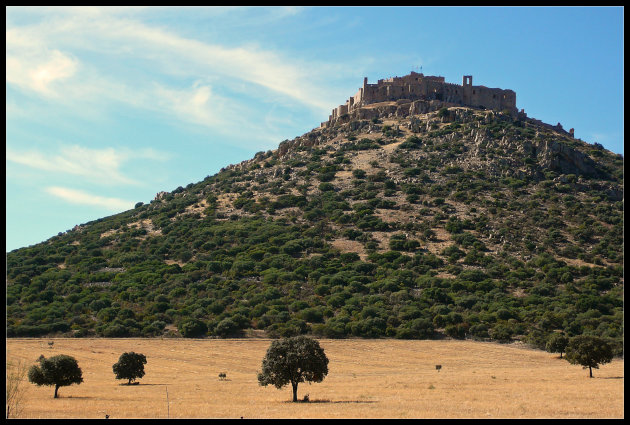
[322,72,517,128]
[6,73,624,354]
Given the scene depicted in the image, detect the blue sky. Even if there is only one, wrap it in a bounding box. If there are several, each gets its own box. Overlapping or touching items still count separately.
[6,6,624,251]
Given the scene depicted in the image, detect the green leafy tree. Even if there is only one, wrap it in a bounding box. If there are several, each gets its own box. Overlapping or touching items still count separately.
[113,352,147,385]
[257,335,329,402]
[565,335,614,378]
[27,355,83,398]
[178,319,207,338]
[214,318,240,337]
[545,333,569,358]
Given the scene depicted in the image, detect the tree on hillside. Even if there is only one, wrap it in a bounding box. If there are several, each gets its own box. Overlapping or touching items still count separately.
[214,318,240,337]
[27,355,83,398]
[545,333,569,358]
[178,319,207,338]
[113,352,147,385]
[257,335,329,402]
[564,335,614,378]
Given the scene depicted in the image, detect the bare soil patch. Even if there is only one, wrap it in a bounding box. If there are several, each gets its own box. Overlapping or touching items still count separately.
[330,238,368,260]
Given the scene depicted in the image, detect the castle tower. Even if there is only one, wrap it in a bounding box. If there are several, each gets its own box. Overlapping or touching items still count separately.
[462,75,473,106]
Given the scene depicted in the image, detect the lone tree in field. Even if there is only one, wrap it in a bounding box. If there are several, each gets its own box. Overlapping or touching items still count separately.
[257,335,329,402]
[113,352,147,385]
[27,354,83,398]
[546,333,569,358]
[565,335,614,378]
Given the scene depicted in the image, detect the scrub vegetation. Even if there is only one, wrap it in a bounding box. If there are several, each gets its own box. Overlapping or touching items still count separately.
[6,106,623,355]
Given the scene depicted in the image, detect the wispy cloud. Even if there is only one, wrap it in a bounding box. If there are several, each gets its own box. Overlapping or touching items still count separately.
[6,145,169,186]
[154,82,227,129]
[81,14,335,112]
[6,48,78,97]
[6,7,338,118]
[45,186,135,211]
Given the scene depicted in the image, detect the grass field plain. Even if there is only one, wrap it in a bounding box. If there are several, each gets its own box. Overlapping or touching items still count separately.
[6,338,624,419]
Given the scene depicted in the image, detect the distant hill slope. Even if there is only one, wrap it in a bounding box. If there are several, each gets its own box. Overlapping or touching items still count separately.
[6,104,623,353]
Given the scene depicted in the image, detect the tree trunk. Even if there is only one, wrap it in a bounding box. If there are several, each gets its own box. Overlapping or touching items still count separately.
[54,385,60,398]
[292,382,298,402]
[589,366,593,378]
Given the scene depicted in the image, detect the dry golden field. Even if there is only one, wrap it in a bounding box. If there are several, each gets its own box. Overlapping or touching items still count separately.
[6,338,624,419]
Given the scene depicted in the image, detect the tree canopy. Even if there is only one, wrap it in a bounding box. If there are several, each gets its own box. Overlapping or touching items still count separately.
[565,335,614,378]
[257,335,329,402]
[113,352,147,384]
[27,354,83,398]
[546,333,569,358]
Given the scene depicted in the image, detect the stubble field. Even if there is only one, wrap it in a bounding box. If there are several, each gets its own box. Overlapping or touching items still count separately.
[6,338,624,419]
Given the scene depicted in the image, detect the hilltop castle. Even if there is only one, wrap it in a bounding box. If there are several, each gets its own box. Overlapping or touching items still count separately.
[323,72,518,127]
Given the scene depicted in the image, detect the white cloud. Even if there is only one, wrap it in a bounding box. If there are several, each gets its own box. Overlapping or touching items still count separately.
[6,7,357,155]
[45,186,135,211]
[6,7,338,113]
[155,83,222,128]
[6,47,78,97]
[30,50,78,94]
[6,145,169,186]
[78,16,334,112]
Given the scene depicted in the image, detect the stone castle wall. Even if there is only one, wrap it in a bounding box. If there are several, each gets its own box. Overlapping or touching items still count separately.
[323,72,517,127]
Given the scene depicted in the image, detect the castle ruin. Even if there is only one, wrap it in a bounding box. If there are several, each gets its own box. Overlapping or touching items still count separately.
[322,72,517,127]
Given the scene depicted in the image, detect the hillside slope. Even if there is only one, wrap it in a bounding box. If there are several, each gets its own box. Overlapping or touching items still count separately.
[6,104,624,353]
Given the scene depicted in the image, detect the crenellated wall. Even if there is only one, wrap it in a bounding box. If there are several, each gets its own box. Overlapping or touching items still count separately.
[323,72,517,127]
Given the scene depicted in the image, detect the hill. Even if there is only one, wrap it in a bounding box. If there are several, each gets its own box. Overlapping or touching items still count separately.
[6,99,624,353]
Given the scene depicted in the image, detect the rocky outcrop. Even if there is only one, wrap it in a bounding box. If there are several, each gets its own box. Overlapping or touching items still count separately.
[535,138,601,178]
[277,130,324,157]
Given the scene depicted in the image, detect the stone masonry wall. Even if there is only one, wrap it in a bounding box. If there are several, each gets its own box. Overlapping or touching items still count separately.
[323,72,517,127]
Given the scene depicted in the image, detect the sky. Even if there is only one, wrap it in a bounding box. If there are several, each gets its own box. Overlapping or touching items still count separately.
[6,6,624,252]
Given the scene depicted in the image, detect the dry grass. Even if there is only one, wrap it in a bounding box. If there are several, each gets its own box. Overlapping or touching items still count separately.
[6,338,623,419]
[329,238,368,260]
